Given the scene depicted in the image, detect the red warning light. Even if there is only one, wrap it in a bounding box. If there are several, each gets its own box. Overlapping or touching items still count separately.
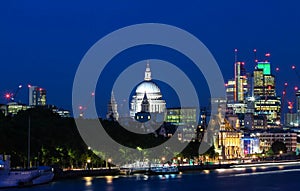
[295,86,299,91]
[265,53,271,57]
[79,106,83,110]
[276,67,279,72]
[288,102,294,110]
[5,93,11,99]
[91,92,95,96]
[284,82,288,86]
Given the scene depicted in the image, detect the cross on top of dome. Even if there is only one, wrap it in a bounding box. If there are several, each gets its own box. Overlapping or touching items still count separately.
[144,61,151,81]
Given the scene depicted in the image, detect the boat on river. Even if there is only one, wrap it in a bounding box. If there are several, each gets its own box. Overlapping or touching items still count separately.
[0,155,54,188]
[145,166,179,175]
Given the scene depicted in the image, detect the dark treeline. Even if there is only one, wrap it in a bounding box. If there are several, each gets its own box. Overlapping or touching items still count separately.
[0,108,208,168]
[0,108,101,168]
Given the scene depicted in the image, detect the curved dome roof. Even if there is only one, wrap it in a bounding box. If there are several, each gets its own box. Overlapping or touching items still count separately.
[136,81,161,94]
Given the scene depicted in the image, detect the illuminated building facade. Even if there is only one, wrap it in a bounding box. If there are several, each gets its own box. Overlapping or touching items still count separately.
[244,113,267,129]
[225,79,235,103]
[254,96,281,127]
[225,61,248,103]
[226,103,247,115]
[166,107,197,125]
[284,113,299,127]
[166,107,197,142]
[130,63,166,118]
[48,105,71,118]
[0,102,29,116]
[253,62,276,97]
[29,86,47,106]
[234,61,248,102]
[216,119,242,159]
[257,61,271,75]
[284,90,300,127]
[252,132,297,152]
[251,61,280,127]
[241,137,260,155]
[297,90,300,113]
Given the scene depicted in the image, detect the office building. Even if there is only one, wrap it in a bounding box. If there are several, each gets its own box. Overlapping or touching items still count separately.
[28,86,47,106]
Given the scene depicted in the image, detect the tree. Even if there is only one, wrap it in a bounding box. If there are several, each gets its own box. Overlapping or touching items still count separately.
[203,145,217,159]
[271,141,287,154]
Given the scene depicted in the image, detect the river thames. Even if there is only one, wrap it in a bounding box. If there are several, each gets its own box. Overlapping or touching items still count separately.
[3,163,300,191]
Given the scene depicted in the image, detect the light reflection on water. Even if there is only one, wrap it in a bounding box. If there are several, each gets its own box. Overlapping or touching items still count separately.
[4,164,300,191]
[83,176,93,186]
[105,176,114,184]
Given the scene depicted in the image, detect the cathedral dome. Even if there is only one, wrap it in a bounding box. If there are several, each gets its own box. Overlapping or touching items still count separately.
[130,62,166,118]
[135,81,161,94]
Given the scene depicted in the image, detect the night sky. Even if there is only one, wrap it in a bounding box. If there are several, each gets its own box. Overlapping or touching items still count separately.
[1,1,300,117]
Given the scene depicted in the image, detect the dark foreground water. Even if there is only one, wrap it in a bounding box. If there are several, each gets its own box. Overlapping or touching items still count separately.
[4,164,300,191]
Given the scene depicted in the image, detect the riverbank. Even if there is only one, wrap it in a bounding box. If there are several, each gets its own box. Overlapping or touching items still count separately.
[52,159,300,180]
[53,169,120,180]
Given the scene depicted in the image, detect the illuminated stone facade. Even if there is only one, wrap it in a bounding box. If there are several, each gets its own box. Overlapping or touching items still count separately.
[216,119,242,159]
[130,63,166,118]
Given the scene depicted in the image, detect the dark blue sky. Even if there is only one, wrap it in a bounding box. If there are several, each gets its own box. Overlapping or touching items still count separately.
[1,1,300,116]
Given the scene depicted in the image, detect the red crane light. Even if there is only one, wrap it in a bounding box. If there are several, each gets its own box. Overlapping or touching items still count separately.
[5,93,11,99]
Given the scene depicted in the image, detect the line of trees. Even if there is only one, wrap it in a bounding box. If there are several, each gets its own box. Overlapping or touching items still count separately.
[0,108,103,168]
[0,107,208,168]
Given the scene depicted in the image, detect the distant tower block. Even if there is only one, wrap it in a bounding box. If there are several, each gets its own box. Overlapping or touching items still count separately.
[106,91,119,121]
[234,61,247,102]
[296,90,300,114]
[28,85,47,106]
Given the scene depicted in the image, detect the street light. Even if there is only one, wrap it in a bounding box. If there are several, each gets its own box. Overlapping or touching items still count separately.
[87,158,91,170]
[177,157,181,166]
[218,156,223,165]
[107,158,112,170]
[161,157,165,166]
[205,156,209,163]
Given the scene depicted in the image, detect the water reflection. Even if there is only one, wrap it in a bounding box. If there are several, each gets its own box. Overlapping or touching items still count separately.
[83,177,93,186]
[105,176,114,184]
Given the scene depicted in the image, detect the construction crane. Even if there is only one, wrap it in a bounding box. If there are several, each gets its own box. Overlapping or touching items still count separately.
[78,92,95,118]
[292,65,300,83]
[4,84,22,102]
[281,82,288,116]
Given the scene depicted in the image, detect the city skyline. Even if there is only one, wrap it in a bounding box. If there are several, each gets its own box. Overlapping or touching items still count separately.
[1,1,300,116]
